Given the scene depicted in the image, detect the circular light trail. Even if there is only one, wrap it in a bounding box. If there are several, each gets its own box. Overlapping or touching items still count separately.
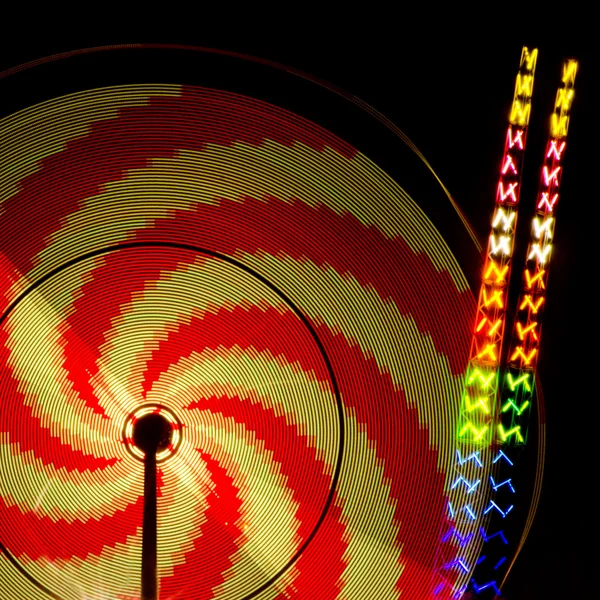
[0,83,481,599]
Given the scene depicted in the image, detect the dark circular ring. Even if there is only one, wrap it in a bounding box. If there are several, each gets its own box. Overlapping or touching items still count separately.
[0,241,345,600]
[122,403,184,463]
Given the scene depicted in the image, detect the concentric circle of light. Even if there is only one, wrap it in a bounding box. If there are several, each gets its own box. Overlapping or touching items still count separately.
[0,238,344,600]
[0,83,482,599]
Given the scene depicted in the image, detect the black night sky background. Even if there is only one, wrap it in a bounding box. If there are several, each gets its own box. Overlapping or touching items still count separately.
[0,28,595,599]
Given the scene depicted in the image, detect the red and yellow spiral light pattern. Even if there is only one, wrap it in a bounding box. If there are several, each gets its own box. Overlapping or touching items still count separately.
[0,85,478,599]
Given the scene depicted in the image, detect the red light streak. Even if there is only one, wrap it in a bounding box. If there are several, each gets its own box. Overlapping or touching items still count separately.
[543,165,561,187]
[508,128,524,149]
[546,140,566,160]
[537,192,558,212]
[502,154,518,175]
[497,182,518,203]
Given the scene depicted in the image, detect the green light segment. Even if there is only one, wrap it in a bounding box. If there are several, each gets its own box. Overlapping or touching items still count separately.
[459,421,491,444]
[501,399,530,415]
[465,395,492,414]
[457,364,500,445]
[497,424,524,443]
[505,372,531,391]
[499,368,535,446]
[467,367,497,389]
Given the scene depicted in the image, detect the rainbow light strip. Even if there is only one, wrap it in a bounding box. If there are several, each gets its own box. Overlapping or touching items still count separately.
[460,46,538,448]
[432,46,538,598]
[502,58,578,445]
[468,58,578,597]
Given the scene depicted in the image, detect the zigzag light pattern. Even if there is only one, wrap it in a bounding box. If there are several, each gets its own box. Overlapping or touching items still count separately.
[470,56,578,597]
[434,46,538,598]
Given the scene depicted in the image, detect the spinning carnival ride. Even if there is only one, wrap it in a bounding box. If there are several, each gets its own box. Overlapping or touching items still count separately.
[0,45,575,599]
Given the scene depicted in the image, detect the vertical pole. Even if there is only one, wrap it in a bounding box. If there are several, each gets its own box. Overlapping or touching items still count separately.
[142,452,158,600]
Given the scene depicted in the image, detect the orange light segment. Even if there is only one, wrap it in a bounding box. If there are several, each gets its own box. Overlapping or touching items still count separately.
[524,269,546,290]
[484,262,509,283]
[519,295,544,313]
[483,288,504,309]
[476,344,498,362]
[516,322,538,341]
[509,347,538,366]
